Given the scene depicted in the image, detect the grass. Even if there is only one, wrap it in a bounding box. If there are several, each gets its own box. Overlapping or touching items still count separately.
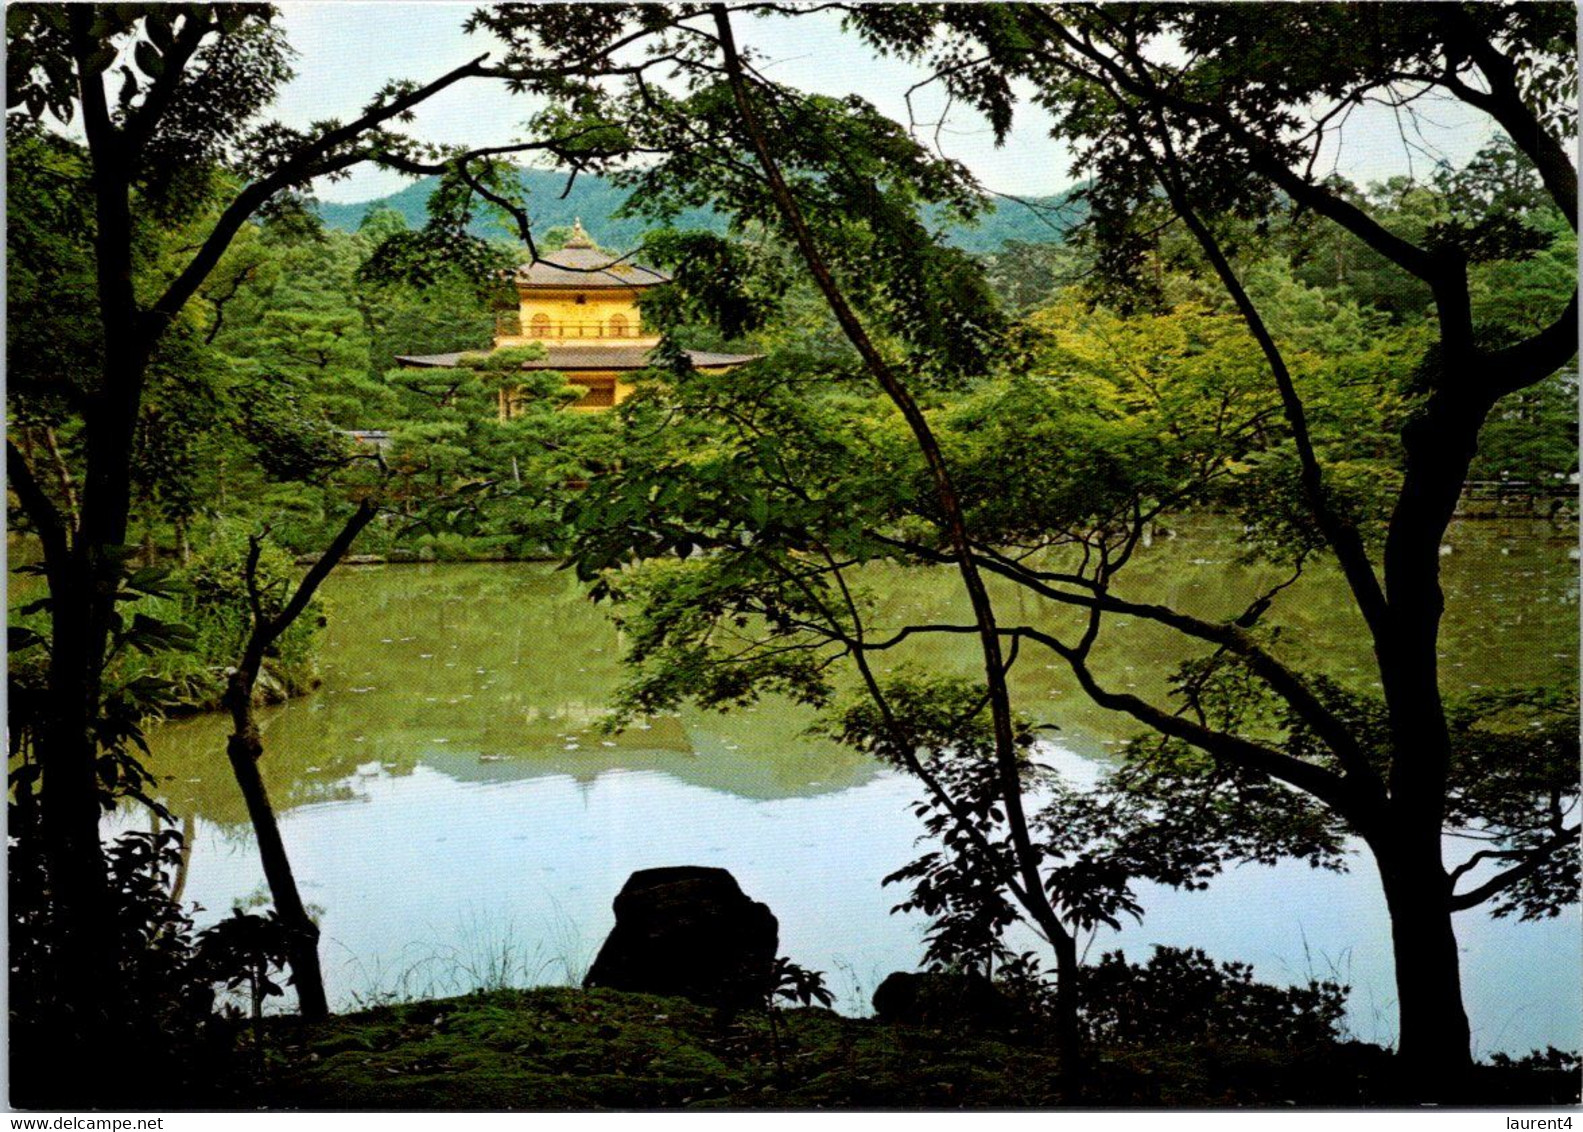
[252,987,1064,1109]
[237,987,1582,1110]
[335,908,594,1011]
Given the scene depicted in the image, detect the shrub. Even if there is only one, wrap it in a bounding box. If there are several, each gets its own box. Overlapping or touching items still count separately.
[115,522,327,712]
[1078,946,1348,1051]
[183,522,325,692]
[7,816,277,1107]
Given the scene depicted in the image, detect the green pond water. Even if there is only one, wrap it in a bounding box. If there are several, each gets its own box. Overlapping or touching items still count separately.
[122,518,1579,1053]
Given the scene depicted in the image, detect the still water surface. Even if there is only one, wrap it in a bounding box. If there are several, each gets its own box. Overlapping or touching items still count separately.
[133,520,1580,1054]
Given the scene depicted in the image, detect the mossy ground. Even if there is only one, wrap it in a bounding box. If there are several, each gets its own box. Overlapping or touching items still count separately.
[237,987,1579,1110]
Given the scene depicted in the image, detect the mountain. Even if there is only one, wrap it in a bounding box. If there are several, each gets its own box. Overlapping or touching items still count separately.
[313,167,1080,254]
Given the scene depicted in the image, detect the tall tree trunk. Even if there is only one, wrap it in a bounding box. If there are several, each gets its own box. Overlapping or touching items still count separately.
[219,501,377,1021]
[1377,391,1487,1092]
[1050,917,1083,1091]
[223,687,330,1021]
[170,811,196,906]
[37,558,119,1070]
[1372,835,1472,1096]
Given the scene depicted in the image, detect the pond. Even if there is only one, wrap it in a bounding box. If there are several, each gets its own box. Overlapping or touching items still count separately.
[129,518,1580,1055]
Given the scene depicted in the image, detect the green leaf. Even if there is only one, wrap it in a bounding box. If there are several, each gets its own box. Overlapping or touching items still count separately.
[8,626,46,653]
[134,39,163,80]
[123,564,185,597]
[144,13,173,50]
[124,612,198,655]
[85,45,117,76]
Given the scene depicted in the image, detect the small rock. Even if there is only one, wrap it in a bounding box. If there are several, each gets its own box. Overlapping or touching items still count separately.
[872,970,1014,1029]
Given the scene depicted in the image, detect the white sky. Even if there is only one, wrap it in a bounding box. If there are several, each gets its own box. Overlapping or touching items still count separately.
[273,2,1497,206]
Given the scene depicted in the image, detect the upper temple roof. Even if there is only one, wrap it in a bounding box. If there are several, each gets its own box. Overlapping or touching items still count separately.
[515,220,670,289]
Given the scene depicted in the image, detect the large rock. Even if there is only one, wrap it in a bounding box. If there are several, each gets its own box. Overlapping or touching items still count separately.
[583,866,778,1011]
[872,970,1013,1029]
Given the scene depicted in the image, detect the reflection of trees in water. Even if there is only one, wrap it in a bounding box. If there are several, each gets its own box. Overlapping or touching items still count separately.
[137,538,1576,827]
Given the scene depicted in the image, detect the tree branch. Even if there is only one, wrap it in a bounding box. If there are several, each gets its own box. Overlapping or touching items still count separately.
[149,54,492,335]
[6,440,71,569]
[235,500,379,686]
[121,9,217,162]
[1488,291,1579,398]
[1137,103,1392,646]
[1438,8,1578,229]
[1019,8,1446,284]
[875,530,1382,795]
[1014,625,1370,824]
[1447,824,1580,912]
[38,427,81,534]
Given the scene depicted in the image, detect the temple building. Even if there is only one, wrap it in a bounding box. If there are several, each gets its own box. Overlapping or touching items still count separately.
[395,220,758,416]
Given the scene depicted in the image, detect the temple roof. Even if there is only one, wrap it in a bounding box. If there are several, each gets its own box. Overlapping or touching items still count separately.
[515,220,670,289]
[394,345,761,372]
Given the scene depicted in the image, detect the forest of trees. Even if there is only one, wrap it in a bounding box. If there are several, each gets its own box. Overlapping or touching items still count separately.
[6,1,1578,1110]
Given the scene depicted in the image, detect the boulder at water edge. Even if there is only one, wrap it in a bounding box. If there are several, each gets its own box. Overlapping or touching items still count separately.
[583,866,779,1011]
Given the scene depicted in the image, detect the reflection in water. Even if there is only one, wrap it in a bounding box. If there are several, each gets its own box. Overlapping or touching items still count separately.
[142,563,881,827]
[128,521,1579,1049]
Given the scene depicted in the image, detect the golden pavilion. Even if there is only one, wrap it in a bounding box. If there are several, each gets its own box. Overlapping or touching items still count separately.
[396,220,759,416]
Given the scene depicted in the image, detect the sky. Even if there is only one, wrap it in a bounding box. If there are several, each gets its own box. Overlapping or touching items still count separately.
[272,2,1497,206]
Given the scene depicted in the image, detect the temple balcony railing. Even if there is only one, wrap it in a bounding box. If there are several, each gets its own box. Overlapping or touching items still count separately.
[495,313,645,340]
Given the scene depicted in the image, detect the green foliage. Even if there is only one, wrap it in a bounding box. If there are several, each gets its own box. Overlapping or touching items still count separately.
[1442,686,1582,920]
[10,824,206,1037]
[5,119,100,421]
[109,524,327,711]
[771,957,835,1010]
[6,818,278,1107]
[198,908,295,1010]
[640,229,789,340]
[1078,946,1349,1051]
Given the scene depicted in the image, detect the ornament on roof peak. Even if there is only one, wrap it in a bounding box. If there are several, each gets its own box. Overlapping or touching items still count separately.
[564,217,595,249]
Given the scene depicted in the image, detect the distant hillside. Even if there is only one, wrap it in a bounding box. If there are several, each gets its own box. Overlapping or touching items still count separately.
[313,167,1080,254]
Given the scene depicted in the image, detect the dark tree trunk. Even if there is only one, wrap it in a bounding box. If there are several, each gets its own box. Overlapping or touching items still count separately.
[1375,388,1488,1094]
[218,502,377,1021]
[223,699,330,1021]
[1050,917,1083,1093]
[1372,835,1473,1098]
[37,557,118,1061]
